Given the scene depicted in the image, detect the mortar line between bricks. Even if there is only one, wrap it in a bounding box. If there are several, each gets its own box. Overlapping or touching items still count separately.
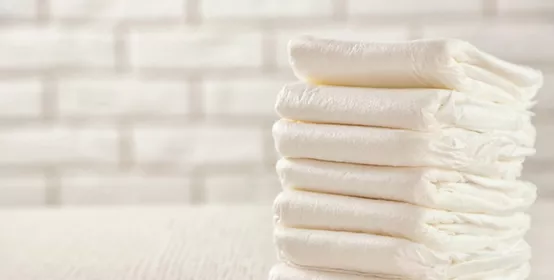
[494,11,554,19]
[0,117,276,127]
[261,29,277,73]
[0,164,194,174]
[0,69,292,79]
[0,68,120,78]
[187,76,205,121]
[41,76,58,121]
[0,162,267,173]
[189,169,205,204]
[483,0,498,17]
[332,0,348,21]
[200,164,273,175]
[114,23,130,73]
[0,67,278,79]
[348,13,526,24]
[45,168,61,206]
[130,68,297,78]
[118,121,134,170]
[37,0,50,22]
[1,14,551,28]
[185,0,201,24]
[261,125,277,166]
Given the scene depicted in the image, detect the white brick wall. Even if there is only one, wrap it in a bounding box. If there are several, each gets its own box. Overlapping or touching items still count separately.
[0,126,118,165]
[0,0,552,206]
[0,175,46,206]
[133,125,263,166]
[58,77,189,117]
[422,21,554,63]
[50,0,184,20]
[203,77,288,117]
[0,0,36,18]
[0,27,114,69]
[348,0,483,16]
[497,0,554,14]
[204,171,280,203]
[60,171,190,204]
[0,80,42,118]
[129,27,263,69]
[200,0,333,19]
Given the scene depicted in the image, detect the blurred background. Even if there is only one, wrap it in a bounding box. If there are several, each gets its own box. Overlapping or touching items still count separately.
[0,0,552,207]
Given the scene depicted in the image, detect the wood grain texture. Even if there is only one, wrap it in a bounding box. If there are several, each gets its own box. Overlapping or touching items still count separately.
[0,206,275,280]
[0,203,552,280]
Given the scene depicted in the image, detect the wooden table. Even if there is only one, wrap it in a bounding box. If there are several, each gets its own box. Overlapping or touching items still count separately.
[0,202,552,280]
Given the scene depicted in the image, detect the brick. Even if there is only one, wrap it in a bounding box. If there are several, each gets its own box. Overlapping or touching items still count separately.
[276,26,409,68]
[50,0,184,19]
[0,0,36,18]
[422,21,554,63]
[0,80,41,118]
[201,0,333,19]
[0,126,118,165]
[0,26,114,69]
[133,125,263,166]
[534,124,554,162]
[204,171,280,203]
[0,175,46,206]
[129,27,262,69]
[60,171,190,204]
[497,0,554,14]
[58,77,189,117]
[348,0,482,16]
[203,77,287,117]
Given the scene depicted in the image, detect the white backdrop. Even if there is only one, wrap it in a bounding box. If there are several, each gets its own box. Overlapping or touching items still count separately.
[0,0,552,206]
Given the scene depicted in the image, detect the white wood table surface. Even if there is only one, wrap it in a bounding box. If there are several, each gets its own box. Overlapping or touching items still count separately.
[0,202,552,280]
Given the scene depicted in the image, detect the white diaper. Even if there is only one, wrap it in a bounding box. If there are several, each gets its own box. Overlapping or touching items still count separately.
[277,83,534,136]
[277,158,536,214]
[273,119,534,179]
[289,37,542,106]
[274,190,529,251]
[275,227,531,280]
[268,263,530,280]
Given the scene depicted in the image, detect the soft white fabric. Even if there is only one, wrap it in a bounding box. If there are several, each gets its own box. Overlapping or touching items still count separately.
[273,119,534,179]
[275,227,531,280]
[273,190,529,252]
[289,37,543,106]
[277,83,535,135]
[277,158,536,214]
[268,263,531,280]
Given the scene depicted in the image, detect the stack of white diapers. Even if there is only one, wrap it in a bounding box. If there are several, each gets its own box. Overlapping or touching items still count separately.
[270,36,543,280]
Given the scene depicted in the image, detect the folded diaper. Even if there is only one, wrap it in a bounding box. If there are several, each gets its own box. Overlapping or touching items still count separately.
[274,191,529,251]
[269,263,531,280]
[277,158,536,214]
[275,227,531,280]
[289,37,542,106]
[273,119,534,179]
[277,83,535,135]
